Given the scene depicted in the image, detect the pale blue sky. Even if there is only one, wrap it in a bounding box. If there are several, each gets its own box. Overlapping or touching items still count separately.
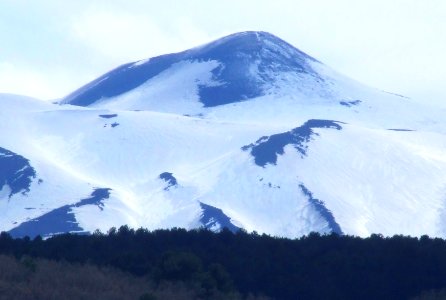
[0,0,445,104]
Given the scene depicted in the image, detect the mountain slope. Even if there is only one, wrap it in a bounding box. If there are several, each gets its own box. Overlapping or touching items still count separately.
[62,31,321,109]
[2,32,446,238]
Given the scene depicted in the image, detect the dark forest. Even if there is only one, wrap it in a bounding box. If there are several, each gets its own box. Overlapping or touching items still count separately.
[1,227,446,299]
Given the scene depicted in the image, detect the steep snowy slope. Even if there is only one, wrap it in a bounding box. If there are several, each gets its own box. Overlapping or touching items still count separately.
[2,31,446,239]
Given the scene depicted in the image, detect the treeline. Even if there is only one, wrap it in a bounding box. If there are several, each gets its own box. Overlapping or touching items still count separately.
[2,228,446,299]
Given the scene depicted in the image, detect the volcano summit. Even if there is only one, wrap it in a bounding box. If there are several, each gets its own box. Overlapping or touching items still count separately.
[1,32,445,239]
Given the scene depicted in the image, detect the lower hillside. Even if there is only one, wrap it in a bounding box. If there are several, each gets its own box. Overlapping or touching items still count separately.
[0,255,149,300]
[0,254,266,300]
[2,228,446,299]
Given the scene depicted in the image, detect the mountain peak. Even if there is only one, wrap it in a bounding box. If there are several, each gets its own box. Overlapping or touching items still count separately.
[191,31,317,64]
[62,31,321,108]
[194,31,285,51]
[198,31,308,52]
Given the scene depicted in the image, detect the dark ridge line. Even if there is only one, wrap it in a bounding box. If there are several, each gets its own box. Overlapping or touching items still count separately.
[339,100,361,107]
[199,202,240,233]
[8,188,111,239]
[99,114,118,119]
[242,119,343,167]
[0,147,36,199]
[299,183,343,235]
[159,172,178,190]
[387,129,415,132]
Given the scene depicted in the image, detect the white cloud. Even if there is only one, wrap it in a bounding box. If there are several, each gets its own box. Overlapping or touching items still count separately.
[0,62,88,100]
[70,9,213,63]
[0,62,55,100]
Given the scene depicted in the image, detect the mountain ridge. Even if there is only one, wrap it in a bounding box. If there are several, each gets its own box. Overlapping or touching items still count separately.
[1,32,446,239]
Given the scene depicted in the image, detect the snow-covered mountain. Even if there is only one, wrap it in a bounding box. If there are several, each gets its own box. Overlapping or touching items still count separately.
[2,31,446,239]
